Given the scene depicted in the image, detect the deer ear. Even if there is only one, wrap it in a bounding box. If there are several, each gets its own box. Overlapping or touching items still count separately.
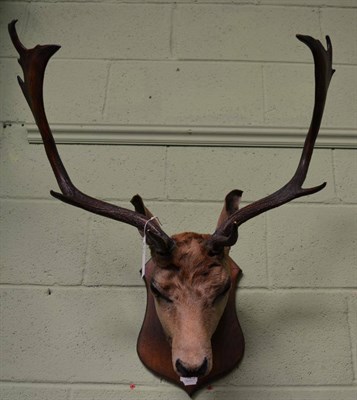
[216,190,243,229]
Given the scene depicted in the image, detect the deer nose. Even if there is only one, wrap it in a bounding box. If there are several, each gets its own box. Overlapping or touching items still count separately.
[175,357,208,377]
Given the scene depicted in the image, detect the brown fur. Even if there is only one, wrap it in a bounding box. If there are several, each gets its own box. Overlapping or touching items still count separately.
[150,232,231,377]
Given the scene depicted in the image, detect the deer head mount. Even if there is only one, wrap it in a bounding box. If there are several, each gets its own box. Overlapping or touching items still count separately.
[9,20,334,396]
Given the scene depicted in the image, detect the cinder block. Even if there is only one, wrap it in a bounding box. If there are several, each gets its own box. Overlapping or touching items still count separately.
[334,149,357,203]
[0,59,33,122]
[84,215,144,287]
[174,5,320,61]
[51,144,167,201]
[71,385,189,400]
[323,66,357,129]
[105,61,263,126]
[3,383,356,400]
[0,385,68,400]
[0,125,166,199]
[192,0,258,3]
[0,287,154,383]
[40,60,108,124]
[0,124,63,198]
[166,147,334,203]
[229,291,354,385]
[320,8,357,65]
[0,200,87,285]
[267,205,357,288]
[230,213,267,288]
[259,0,356,6]
[2,57,109,124]
[263,64,313,127]
[23,3,171,60]
[210,387,357,400]
[70,386,357,400]
[263,64,357,129]
[146,201,224,235]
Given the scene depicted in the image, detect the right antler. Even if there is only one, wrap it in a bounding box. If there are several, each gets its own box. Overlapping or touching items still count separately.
[209,34,335,252]
[8,20,174,255]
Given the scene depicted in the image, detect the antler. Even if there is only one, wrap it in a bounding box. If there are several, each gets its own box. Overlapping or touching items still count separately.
[209,34,335,252]
[8,20,174,254]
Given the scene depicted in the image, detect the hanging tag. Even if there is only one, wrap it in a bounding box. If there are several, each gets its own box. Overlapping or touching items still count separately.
[180,377,198,386]
[141,216,159,278]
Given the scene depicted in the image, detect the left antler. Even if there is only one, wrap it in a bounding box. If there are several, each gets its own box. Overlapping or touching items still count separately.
[209,35,335,252]
[8,20,175,255]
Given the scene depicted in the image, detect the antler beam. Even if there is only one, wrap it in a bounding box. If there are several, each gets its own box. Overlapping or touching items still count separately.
[209,34,335,251]
[8,20,174,254]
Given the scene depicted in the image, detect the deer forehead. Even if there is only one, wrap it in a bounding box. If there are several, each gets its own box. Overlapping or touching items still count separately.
[152,232,230,295]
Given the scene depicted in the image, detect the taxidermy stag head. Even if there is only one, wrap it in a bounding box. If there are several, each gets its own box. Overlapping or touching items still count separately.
[9,20,334,396]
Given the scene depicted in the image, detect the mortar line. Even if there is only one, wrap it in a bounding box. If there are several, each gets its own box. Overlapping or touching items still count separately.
[163,146,169,200]
[169,3,177,60]
[1,196,357,206]
[317,6,324,39]
[0,283,145,289]
[331,149,340,202]
[261,64,267,125]
[26,1,357,9]
[81,216,93,285]
[3,55,354,67]
[347,296,357,384]
[100,61,112,120]
[265,213,272,289]
[181,2,355,8]
[135,199,357,207]
[22,3,31,38]
[0,284,355,292]
[1,380,357,389]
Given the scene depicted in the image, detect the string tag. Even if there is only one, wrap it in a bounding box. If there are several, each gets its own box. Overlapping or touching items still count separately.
[180,377,198,386]
[141,216,159,278]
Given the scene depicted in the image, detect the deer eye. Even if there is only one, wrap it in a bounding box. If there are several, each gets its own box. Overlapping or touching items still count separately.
[150,282,173,303]
[213,280,231,304]
[208,262,222,269]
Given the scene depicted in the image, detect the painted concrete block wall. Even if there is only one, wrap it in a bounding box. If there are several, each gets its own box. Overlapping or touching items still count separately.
[0,1,356,400]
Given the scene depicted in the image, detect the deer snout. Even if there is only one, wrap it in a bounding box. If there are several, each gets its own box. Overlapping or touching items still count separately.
[170,310,214,378]
[172,339,212,377]
[175,357,208,377]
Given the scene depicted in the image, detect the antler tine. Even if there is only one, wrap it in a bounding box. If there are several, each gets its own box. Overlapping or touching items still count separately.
[8,20,174,254]
[209,34,334,252]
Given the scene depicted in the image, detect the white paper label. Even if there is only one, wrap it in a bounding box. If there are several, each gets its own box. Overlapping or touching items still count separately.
[180,377,198,386]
